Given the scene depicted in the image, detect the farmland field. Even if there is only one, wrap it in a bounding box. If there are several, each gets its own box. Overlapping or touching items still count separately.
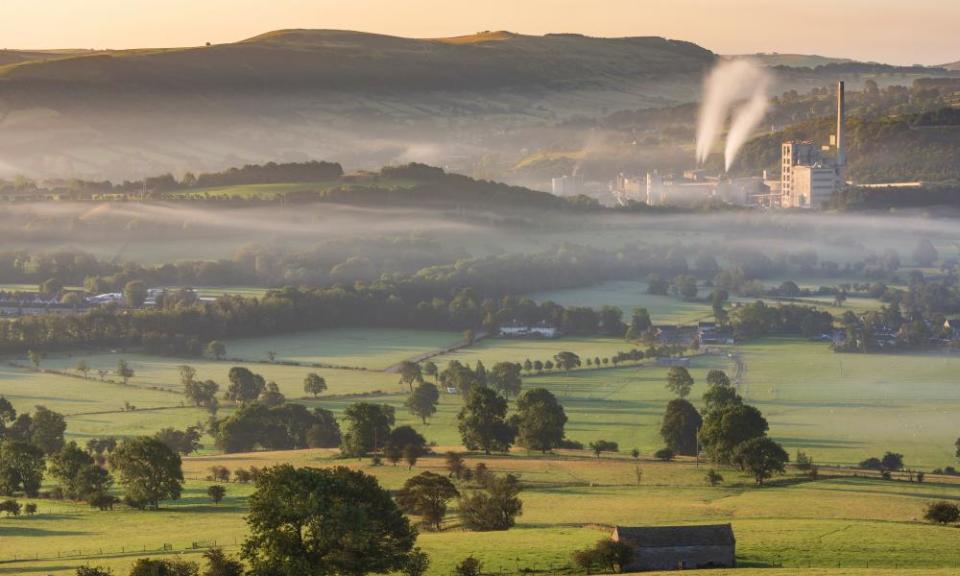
[528,281,715,324]
[3,451,960,575]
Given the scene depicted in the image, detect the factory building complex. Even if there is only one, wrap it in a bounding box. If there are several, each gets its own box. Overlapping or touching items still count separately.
[606,81,849,209]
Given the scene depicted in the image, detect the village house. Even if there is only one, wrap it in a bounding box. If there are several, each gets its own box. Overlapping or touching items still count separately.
[612,524,736,572]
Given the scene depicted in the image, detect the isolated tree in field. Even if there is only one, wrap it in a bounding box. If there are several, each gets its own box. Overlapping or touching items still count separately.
[590,440,619,459]
[224,367,265,405]
[406,382,440,424]
[912,238,939,266]
[665,366,694,398]
[242,465,417,576]
[706,369,731,388]
[185,379,219,408]
[110,436,183,510]
[881,451,905,471]
[457,387,514,454]
[734,437,789,486]
[705,469,724,486]
[384,426,428,468]
[654,448,675,461]
[116,359,134,385]
[27,349,42,369]
[398,361,423,392]
[340,402,395,456]
[445,451,467,480]
[488,362,522,398]
[206,340,226,360]
[74,359,90,378]
[396,471,460,531]
[455,557,482,576]
[29,405,67,455]
[123,280,148,307]
[207,484,226,504]
[660,399,702,456]
[513,388,567,453]
[0,441,45,497]
[924,501,960,524]
[177,364,197,389]
[699,404,769,464]
[459,472,523,531]
[303,372,327,398]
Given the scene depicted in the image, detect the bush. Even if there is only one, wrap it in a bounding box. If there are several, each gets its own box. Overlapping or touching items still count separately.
[24,502,36,515]
[75,568,113,576]
[128,558,199,576]
[454,556,482,576]
[859,457,882,470]
[654,448,674,461]
[705,470,724,486]
[924,501,960,524]
[0,499,21,517]
[572,539,633,573]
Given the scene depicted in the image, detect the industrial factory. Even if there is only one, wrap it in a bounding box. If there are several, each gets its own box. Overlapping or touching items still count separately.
[606,81,849,209]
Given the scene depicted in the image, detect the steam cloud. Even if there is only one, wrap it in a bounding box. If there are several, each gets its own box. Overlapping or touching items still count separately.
[695,60,771,171]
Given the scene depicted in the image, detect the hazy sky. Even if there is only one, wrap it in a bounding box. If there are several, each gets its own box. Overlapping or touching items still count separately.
[3,0,958,65]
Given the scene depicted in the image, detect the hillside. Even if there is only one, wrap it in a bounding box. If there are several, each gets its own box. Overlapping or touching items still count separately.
[0,30,715,180]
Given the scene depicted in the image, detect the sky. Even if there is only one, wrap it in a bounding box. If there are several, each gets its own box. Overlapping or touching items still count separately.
[2,0,958,65]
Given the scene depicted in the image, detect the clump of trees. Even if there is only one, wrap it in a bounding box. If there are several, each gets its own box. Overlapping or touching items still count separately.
[572,539,634,574]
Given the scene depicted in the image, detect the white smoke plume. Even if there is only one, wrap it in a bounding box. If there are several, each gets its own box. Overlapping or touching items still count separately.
[695,60,771,171]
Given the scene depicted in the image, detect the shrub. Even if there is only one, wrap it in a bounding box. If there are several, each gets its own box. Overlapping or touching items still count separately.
[454,557,482,576]
[654,448,674,461]
[76,568,113,576]
[924,501,960,524]
[24,503,36,515]
[705,469,724,486]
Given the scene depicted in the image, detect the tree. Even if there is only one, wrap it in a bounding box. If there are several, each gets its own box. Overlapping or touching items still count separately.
[445,451,467,479]
[706,369,731,388]
[178,365,197,389]
[186,379,219,409]
[912,238,939,266]
[702,383,743,413]
[454,557,482,576]
[340,403,395,456]
[458,473,523,531]
[116,359,134,386]
[305,408,342,448]
[513,388,567,453]
[202,547,244,576]
[699,404,769,464]
[129,559,199,576]
[553,351,581,371]
[422,361,438,383]
[123,280,148,307]
[488,362,522,398]
[660,399,702,456]
[0,498,21,517]
[74,359,90,378]
[259,381,286,407]
[665,366,694,398]
[0,441,45,497]
[224,367,265,405]
[29,405,66,455]
[384,426,428,468]
[49,441,112,501]
[395,471,460,531]
[590,440,619,459]
[207,484,226,504]
[654,448,675,461]
[881,451,905,471]
[705,469,724,486]
[242,465,416,576]
[398,361,424,392]
[403,548,430,576]
[303,373,327,398]
[924,501,960,524]
[578,539,633,574]
[27,349,42,369]
[155,426,203,455]
[110,437,183,510]
[206,340,227,360]
[457,387,514,454]
[406,382,440,424]
[734,437,789,486]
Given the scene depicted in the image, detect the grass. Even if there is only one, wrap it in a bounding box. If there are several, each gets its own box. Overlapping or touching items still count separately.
[3,452,960,574]
[528,281,715,325]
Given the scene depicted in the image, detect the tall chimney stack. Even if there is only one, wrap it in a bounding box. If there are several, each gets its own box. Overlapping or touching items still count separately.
[836,80,845,167]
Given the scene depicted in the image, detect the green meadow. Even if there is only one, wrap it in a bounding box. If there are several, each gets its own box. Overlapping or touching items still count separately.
[2,452,960,575]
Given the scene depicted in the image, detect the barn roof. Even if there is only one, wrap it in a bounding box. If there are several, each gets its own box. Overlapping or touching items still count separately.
[614,524,735,547]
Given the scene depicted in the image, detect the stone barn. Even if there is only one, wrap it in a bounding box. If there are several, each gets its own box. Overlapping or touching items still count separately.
[612,524,735,571]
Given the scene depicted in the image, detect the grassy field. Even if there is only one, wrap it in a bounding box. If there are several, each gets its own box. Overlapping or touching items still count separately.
[528,281,715,325]
[2,451,960,575]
